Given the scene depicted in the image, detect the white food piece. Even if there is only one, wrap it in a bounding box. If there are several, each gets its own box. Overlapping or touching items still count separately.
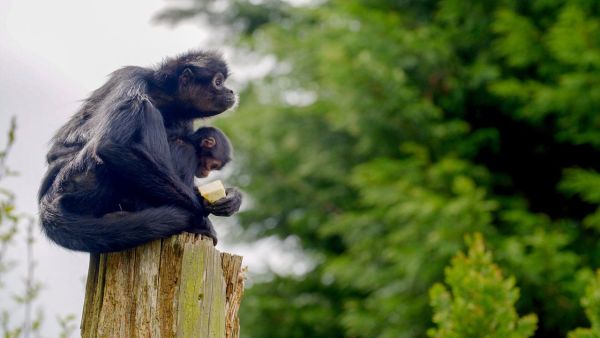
[197,180,226,203]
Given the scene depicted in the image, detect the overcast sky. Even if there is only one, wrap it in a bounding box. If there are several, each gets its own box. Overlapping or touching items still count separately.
[0,0,308,335]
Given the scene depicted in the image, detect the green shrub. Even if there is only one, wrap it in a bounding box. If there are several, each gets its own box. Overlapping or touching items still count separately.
[429,233,537,338]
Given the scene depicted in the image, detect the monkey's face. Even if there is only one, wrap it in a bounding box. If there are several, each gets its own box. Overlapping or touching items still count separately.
[178,69,237,118]
[196,157,224,178]
[195,136,228,178]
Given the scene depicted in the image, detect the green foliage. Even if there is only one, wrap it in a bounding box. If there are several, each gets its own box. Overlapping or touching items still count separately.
[568,270,600,338]
[0,117,19,288]
[0,120,46,338]
[428,233,537,338]
[0,117,18,248]
[57,314,77,338]
[158,0,600,337]
[241,271,347,338]
[489,4,600,146]
[561,169,600,230]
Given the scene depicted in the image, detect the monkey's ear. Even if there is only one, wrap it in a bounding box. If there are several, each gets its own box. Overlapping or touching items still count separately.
[179,68,194,86]
[201,137,216,148]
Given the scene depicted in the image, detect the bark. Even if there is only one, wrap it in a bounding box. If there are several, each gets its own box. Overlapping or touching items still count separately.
[81,233,244,338]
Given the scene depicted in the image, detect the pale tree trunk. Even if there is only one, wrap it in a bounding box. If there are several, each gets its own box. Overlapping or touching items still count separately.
[80,233,244,338]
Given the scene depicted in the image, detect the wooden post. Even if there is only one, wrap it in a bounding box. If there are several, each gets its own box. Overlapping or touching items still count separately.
[80,233,244,338]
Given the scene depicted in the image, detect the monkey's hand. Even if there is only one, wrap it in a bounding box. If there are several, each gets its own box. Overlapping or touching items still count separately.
[187,216,218,245]
[202,187,242,217]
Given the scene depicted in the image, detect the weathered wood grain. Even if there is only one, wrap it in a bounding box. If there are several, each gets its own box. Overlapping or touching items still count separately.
[81,233,244,338]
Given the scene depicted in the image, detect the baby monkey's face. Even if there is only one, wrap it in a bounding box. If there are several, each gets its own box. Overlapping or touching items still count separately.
[196,157,224,178]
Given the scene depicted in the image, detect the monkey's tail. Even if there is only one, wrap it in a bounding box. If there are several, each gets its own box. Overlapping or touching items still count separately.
[39,196,193,253]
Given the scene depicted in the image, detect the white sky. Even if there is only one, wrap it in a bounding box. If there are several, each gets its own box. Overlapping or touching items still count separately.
[0,0,309,336]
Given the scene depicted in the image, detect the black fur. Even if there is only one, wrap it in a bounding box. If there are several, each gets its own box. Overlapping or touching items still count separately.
[38,51,241,253]
[184,127,241,217]
[119,126,238,214]
[174,126,232,184]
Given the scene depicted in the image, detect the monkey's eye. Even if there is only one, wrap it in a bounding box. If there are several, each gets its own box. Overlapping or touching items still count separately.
[212,73,224,89]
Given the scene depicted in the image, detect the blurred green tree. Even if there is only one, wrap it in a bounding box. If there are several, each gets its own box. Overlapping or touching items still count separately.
[157,0,600,337]
[428,233,537,338]
[568,270,600,338]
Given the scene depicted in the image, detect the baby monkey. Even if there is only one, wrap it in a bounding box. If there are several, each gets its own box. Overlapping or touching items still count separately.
[111,126,238,243]
[171,126,232,185]
[170,126,240,225]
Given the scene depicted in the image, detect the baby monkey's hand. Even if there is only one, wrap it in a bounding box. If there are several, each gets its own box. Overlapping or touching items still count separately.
[202,187,242,217]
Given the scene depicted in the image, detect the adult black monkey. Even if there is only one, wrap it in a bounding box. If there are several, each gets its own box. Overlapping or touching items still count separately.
[38,51,242,253]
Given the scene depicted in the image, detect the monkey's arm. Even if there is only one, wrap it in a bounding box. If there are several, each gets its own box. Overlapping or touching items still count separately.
[38,157,69,202]
[93,95,204,215]
[46,142,82,163]
[39,140,84,201]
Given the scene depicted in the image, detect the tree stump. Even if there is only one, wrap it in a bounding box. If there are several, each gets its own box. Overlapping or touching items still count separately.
[80,233,244,338]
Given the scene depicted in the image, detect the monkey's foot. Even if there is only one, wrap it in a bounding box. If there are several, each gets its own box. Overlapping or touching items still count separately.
[186,217,218,245]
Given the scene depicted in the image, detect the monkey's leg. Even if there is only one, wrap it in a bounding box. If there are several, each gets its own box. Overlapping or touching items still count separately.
[186,216,218,245]
[39,194,215,252]
[97,142,204,214]
[93,96,204,215]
